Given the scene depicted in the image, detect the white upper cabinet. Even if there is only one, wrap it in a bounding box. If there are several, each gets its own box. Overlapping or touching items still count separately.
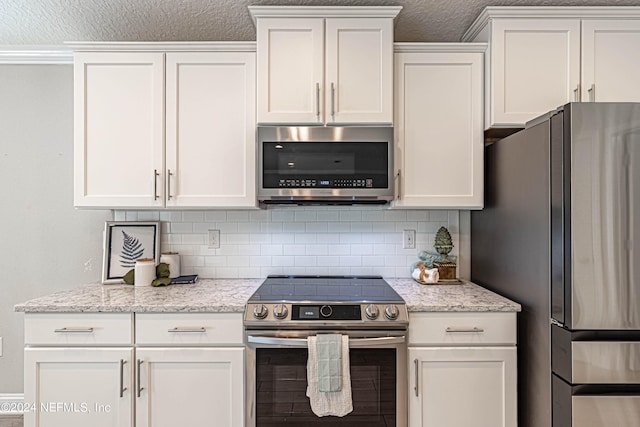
[393,45,485,209]
[488,19,580,128]
[251,6,400,125]
[463,7,640,128]
[325,18,394,124]
[73,44,256,209]
[255,18,324,124]
[74,52,165,208]
[581,19,640,102]
[165,52,256,208]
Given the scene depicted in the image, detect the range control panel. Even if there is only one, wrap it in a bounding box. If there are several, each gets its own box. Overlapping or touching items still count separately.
[244,303,408,327]
[278,179,374,188]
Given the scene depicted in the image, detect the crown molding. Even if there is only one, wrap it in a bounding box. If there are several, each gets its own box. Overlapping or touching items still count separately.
[463,6,640,41]
[0,46,72,64]
[394,42,487,53]
[65,41,256,52]
[248,6,402,25]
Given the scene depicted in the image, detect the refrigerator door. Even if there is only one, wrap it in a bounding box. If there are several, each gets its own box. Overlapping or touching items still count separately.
[565,103,640,330]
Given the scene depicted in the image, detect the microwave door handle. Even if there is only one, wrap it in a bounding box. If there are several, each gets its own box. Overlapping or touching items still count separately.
[247,335,405,347]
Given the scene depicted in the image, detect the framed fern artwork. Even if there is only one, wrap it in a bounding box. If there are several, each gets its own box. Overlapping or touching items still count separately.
[102,221,160,284]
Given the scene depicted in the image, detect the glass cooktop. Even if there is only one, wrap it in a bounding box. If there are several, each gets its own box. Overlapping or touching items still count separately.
[247,275,404,304]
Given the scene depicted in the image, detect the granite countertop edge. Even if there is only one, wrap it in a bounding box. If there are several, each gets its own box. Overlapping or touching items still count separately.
[15,278,521,314]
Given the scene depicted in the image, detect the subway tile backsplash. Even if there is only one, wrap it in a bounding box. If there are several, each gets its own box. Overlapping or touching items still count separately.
[115,207,461,279]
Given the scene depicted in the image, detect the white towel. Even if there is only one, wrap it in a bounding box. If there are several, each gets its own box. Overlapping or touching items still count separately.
[306,335,353,417]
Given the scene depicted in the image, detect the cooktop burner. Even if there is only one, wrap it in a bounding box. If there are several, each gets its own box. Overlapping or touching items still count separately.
[244,275,408,329]
[248,275,404,303]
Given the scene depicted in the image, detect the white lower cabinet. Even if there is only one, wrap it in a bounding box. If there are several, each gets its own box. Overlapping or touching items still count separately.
[23,313,244,427]
[24,347,134,427]
[408,312,517,427]
[135,347,244,427]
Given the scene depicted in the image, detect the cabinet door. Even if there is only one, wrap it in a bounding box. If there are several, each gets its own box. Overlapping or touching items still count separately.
[325,18,394,124]
[165,52,256,208]
[74,52,164,208]
[135,347,244,427]
[409,347,517,427]
[394,51,483,208]
[490,19,580,127]
[24,347,133,427]
[582,20,640,102]
[256,18,324,124]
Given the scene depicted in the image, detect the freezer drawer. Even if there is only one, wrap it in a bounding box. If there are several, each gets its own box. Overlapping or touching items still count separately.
[552,325,640,384]
[553,375,640,427]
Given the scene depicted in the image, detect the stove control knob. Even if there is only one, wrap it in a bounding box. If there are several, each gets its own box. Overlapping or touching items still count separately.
[365,304,379,320]
[320,305,333,318]
[273,304,289,320]
[384,304,400,320]
[253,304,268,320]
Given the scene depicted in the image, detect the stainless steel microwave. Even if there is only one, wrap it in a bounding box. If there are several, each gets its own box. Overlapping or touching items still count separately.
[257,126,394,205]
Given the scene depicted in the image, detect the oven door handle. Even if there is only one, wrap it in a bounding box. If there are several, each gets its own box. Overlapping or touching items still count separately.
[247,335,405,348]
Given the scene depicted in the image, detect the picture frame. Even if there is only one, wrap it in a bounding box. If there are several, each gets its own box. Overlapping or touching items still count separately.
[102,221,160,284]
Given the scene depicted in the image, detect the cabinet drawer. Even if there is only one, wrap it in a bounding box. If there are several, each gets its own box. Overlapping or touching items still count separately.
[25,313,133,345]
[135,313,243,346]
[408,312,516,346]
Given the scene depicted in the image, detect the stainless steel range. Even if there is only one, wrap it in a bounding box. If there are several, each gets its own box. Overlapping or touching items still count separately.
[244,275,408,427]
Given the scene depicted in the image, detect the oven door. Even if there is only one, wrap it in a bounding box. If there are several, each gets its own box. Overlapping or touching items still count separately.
[245,330,407,427]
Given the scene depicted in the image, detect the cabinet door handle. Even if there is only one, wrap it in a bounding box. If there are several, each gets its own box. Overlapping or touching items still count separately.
[166,169,173,200]
[119,359,127,398]
[331,82,335,118]
[168,327,206,333]
[136,359,144,397]
[315,82,320,119]
[588,84,595,102]
[445,326,485,333]
[53,327,94,333]
[573,84,580,102]
[153,169,160,200]
[396,169,402,200]
[414,358,419,397]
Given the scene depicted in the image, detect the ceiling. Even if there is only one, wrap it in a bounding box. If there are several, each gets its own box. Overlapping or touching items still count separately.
[2,0,640,45]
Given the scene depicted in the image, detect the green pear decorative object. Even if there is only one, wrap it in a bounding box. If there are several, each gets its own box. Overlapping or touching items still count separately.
[434,226,453,260]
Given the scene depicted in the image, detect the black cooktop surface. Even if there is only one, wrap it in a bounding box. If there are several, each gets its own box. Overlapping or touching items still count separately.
[247,275,404,303]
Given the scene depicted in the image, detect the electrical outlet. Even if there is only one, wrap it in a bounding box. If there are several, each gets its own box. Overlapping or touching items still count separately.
[403,229,416,249]
[208,229,220,249]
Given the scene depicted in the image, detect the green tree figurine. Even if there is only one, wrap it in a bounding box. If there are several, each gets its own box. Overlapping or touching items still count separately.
[434,226,453,261]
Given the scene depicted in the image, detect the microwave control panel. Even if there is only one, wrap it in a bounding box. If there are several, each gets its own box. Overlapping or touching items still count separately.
[278,178,374,188]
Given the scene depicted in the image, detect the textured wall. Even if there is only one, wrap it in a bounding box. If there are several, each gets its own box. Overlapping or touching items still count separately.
[3,0,640,45]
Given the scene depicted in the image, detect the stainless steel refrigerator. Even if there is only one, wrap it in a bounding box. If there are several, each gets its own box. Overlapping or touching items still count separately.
[471,103,640,427]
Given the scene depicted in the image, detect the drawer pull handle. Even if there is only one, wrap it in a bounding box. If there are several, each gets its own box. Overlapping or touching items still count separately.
[445,327,484,333]
[119,359,127,398]
[54,327,94,333]
[168,327,206,333]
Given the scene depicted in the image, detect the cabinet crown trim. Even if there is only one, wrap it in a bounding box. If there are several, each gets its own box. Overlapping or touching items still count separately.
[66,41,256,52]
[248,5,402,25]
[462,6,640,41]
[394,42,487,53]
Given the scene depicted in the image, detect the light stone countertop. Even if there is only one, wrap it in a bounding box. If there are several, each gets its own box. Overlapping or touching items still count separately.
[15,278,520,313]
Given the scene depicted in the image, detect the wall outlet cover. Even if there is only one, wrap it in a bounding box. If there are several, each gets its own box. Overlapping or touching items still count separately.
[208,229,220,249]
[403,229,416,249]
